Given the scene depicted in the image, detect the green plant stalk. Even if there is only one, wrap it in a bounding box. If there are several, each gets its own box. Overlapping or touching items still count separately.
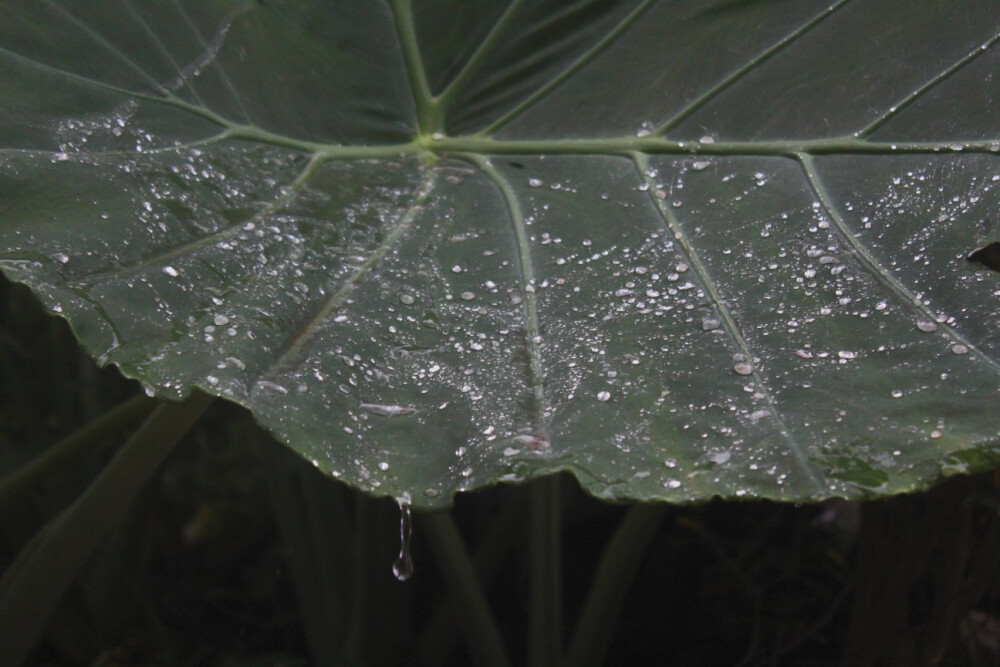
[342,497,371,664]
[562,504,668,667]
[416,491,527,663]
[419,511,513,667]
[255,438,352,665]
[530,476,562,667]
[0,392,213,667]
[0,394,157,512]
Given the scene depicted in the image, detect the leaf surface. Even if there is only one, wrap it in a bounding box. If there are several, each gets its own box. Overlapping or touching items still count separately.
[2,0,999,507]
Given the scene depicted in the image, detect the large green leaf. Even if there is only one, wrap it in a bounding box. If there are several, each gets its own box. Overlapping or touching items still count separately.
[1,0,999,508]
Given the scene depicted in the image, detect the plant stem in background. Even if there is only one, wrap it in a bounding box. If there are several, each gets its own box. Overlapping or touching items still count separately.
[0,394,156,512]
[0,391,213,667]
[420,510,512,667]
[530,476,562,667]
[563,504,668,667]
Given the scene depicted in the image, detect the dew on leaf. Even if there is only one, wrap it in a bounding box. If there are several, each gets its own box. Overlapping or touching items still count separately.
[596,390,611,402]
[733,362,754,375]
[951,344,969,355]
[399,294,415,305]
[162,265,179,277]
[360,403,415,417]
[514,433,550,451]
[915,320,938,333]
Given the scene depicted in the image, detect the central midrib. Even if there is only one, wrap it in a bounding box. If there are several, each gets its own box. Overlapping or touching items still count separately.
[216,124,1000,160]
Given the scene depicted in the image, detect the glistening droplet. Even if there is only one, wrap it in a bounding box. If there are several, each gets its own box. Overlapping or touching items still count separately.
[392,501,413,582]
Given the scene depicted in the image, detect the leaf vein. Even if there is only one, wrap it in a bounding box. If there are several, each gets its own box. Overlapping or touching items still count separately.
[481,0,658,136]
[252,165,439,385]
[858,30,1000,138]
[633,152,826,494]
[63,151,324,288]
[796,153,1000,375]
[655,0,854,135]
[467,155,548,436]
[44,0,167,95]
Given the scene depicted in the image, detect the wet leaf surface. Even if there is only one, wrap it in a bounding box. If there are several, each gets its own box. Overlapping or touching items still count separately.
[1,0,999,507]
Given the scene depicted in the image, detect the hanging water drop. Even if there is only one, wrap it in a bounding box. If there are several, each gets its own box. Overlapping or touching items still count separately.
[392,501,413,582]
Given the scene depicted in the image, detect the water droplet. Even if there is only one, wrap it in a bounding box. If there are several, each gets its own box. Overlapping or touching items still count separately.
[702,317,721,331]
[699,135,715,144]
[360,403,415,417]
[392,501,413,582]
[514,433,550,451]
[162,265,179,277]
[709,451,731,464]
[528,178,543,188]
[460,291,475,301]
[891,389,903,398]
[400,294,415,305]
[838,350,857,360]
[915,320,938,333]
[795,349,813,359]
[213,314,229,326]
[733,362,754,375]
[451,265,463,273]
[951,343,969,355]
[596,390,611,402]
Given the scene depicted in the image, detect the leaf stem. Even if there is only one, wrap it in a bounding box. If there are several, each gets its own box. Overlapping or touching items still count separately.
[417,491,526,663]
[388,0,440,136]
[0,394,156,512]
[0,391,213,667]
[419,511,513,667]
[563,505,668,667]
[530,476,562,667]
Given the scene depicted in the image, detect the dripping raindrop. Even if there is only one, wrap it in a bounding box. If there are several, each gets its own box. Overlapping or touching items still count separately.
[392,501,413,582]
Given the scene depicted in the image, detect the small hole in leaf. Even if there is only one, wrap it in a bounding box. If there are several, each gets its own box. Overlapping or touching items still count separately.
[967,242,1000,272]
[509,161,525,169]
